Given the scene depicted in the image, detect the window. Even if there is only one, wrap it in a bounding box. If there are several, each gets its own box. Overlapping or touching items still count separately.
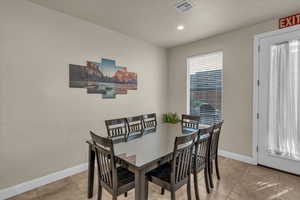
[187,52,223,125]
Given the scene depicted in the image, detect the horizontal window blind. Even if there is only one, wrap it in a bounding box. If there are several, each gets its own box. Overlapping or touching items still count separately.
[188,52,223,125]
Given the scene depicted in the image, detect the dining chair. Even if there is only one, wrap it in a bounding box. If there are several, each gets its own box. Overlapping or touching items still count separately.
[193,126,213,200]
[146,132,197,200]
[126,115,144,140]
[90,131,135,200]
[181,114,200,133]
[142,113,157,133]
[208,121,224,188]
[105,118,128,141]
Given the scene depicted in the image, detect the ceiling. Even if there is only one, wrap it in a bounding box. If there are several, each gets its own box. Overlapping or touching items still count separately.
[29,0,300,48]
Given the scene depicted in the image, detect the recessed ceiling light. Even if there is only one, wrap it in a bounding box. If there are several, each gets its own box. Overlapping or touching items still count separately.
[177,25,184,30]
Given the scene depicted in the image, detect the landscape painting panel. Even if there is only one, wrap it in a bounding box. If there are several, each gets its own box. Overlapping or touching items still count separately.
[69,64,88,88]
[69,58,137,99]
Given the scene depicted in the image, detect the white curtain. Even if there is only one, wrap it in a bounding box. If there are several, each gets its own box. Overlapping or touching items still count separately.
[268,40,300,160]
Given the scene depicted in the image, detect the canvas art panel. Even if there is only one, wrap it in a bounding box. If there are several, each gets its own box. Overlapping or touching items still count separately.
[69,58,137,99]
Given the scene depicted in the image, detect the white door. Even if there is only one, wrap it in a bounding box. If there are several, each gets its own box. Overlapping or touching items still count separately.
[258,27,300,175]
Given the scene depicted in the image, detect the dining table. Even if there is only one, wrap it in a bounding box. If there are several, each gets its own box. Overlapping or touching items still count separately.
[86,123,207,200]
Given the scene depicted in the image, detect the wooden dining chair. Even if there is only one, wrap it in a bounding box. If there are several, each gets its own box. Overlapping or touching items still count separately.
[126,115,144,140]
[146,132,197,200]
[208,121,224,188]
[181,114,200,133]
[193,126,213,200]
[142,113,157,133]
[105,118,128,141]
[90,131,135,200]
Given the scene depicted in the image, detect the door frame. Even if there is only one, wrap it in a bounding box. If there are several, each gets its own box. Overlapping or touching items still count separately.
[253,24,300,165]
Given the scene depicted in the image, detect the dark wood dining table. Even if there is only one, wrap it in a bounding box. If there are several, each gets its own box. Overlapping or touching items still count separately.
[86,123,206,200]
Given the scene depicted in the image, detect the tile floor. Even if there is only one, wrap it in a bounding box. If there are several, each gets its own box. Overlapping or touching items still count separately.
[8,157,300,200]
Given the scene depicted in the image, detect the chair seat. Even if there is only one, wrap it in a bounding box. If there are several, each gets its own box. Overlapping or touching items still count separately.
[143,128,156,134]
[182,128,198,134]
[127,132,143,141]
[116,167,135,187]
[100,166,135,196]
[147,163,172,183]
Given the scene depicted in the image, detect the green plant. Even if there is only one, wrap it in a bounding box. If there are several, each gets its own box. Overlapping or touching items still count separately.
[163,112,181,124]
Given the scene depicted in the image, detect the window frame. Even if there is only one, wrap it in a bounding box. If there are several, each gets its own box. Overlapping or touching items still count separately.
[186,51,224,124]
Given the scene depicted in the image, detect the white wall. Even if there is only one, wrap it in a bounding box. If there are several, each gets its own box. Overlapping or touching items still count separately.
[167,20,278,158]
[0,0,168,189]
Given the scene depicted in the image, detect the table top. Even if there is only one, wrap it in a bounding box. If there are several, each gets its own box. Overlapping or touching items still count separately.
[100,123,207,169]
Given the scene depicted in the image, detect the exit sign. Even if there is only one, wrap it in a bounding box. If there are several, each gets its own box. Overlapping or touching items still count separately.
[279,13,300,29]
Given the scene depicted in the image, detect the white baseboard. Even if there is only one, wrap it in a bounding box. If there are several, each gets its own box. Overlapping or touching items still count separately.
[219,150,257,165]
[0,163,88,200]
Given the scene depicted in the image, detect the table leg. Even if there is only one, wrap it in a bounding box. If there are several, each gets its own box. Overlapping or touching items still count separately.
[135,170,148,200]
[87,144,95,198]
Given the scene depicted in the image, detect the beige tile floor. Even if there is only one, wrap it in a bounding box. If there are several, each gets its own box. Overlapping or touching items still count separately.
[8,157,300,200]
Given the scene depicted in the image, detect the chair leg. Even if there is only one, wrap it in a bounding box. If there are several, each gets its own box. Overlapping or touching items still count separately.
[208,160,214,188]
[124,192,127,197]
[204,167,211,194]
[187,176,192,200]
[145,180,149,199]
[193,172,200,200]
[215,157,221,180]
[97,185,102,200]
[171,191,176,200]
[160,188,165,195]
[210,161,213,175]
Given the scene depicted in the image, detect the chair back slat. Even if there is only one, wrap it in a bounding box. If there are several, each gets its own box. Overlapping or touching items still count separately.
[210,121,224,159]
[127,115,143,134]
[142,113,157,129]
[129,123,143,132]
[105,118,127,138]
[194,127,213,170]
[182,114,200,129]
[171,132,197,184]
[90,131,116,188]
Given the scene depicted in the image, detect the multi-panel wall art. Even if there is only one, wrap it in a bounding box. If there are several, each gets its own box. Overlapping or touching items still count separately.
[69,58,137,99]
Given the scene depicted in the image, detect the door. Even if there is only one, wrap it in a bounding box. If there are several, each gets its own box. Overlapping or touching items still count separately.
[258,28,300,175]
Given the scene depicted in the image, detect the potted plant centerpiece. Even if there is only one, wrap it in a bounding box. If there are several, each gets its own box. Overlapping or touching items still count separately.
[163,112,181,124]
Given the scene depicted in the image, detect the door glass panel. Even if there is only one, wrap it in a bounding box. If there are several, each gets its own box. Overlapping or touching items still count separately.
[268,40,300,160]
